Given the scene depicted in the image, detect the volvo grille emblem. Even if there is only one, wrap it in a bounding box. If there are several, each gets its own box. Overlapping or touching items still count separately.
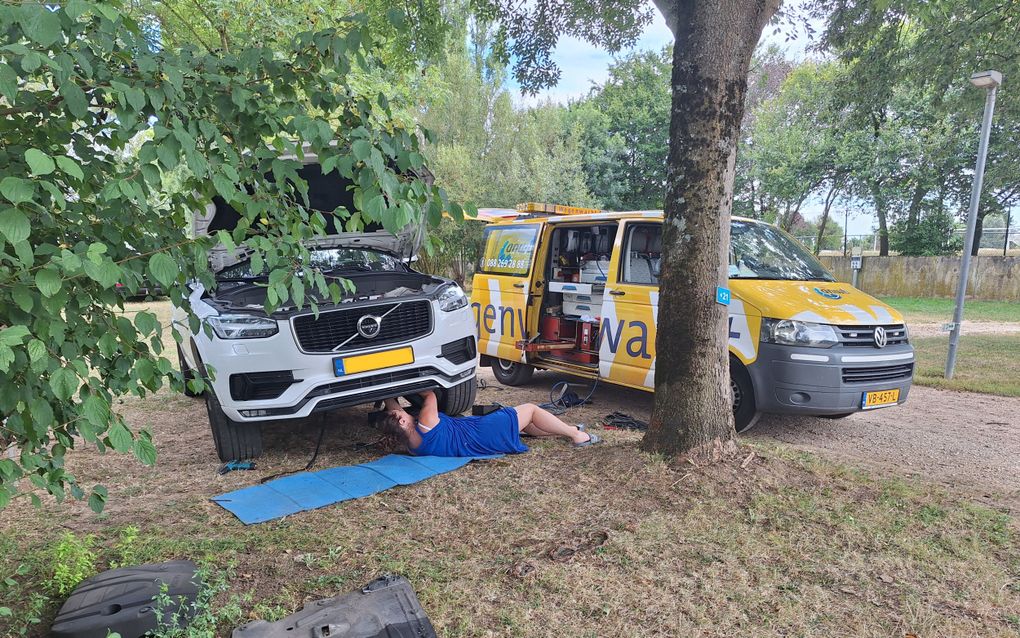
[873,326,887,348]
[356,315,383,340]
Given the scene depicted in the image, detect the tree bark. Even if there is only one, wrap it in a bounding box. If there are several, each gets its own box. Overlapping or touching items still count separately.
[642,0,778,463]
[814,183,840,255]
[872,184,890,256]
[971,210,986,256]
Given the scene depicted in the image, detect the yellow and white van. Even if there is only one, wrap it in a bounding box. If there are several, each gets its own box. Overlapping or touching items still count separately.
[470,203,913,431]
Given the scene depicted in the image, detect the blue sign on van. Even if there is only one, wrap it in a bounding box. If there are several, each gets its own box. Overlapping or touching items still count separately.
[716,286,731,306]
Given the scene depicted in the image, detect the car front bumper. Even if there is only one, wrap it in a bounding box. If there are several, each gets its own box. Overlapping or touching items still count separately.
[195,302,477,422]
[747,342,915,416]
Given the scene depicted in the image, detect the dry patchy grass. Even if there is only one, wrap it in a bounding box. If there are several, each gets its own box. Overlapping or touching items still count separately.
[912,335,1020,397]
[1,396,1017,637]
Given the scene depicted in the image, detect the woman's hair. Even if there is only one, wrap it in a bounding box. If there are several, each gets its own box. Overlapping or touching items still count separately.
[378,411,410,447]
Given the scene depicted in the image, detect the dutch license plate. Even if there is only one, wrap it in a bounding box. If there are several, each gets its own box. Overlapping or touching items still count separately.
[862,388,900,410]
[334,347,414,377]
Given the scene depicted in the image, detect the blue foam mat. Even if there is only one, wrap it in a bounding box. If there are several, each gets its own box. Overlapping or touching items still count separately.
[212,453,500,525]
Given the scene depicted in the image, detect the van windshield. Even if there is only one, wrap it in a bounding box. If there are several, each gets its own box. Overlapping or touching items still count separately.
[217,248,406,281]
[729,220,835,282]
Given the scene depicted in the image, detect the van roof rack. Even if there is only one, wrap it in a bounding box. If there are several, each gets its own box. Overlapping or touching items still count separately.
[515,202,603,216]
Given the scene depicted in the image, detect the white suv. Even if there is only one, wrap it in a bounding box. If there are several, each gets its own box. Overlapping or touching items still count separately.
[173,163,477,461]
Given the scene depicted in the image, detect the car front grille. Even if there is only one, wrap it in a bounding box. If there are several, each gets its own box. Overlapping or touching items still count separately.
[837,324,908,347]
[292,300,432,353]
[841,363,914,384]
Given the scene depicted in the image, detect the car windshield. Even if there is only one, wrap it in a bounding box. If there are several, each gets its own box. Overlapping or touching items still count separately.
[729,220,835,282]
[217,248,405,280]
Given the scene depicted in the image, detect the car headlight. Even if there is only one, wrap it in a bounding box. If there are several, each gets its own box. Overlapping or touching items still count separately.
[207,314,279,339]
[760,318,838,348]
[436,284,468,312]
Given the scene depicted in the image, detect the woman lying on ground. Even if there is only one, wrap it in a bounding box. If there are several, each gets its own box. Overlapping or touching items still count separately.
[380,390,601,457]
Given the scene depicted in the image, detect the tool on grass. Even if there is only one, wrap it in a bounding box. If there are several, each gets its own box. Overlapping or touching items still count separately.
[218,460,256,475]
[600,411,648,431]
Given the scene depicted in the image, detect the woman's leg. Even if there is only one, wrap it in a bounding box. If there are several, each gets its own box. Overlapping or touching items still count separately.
[515,404,589,443]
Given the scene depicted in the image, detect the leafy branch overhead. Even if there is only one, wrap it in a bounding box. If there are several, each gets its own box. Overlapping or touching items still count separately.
[0,1,449,510]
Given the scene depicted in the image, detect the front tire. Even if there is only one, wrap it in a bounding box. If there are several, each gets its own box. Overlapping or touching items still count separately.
[439,379,476,415]
[730,359,760,434]
[491,359,534,386]
[206,391,263,462]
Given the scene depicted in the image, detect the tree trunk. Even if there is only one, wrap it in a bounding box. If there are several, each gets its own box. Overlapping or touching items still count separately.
[872,184,890,256]
[643,0,778,463]
[814,184,840,255]
[906,183,926,233]
[971,210,986,256]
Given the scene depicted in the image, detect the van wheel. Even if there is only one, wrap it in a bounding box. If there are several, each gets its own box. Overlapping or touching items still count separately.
[177,344,203,398]
[730,360,760,434]
[491,359,534,386]
[439,379,476,416]
[206,391,262,462]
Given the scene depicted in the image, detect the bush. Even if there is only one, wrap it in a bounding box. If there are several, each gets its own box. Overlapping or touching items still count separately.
[45,532,97,596]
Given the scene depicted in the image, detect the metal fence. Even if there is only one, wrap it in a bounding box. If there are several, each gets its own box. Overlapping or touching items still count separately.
[795,227,1020,256]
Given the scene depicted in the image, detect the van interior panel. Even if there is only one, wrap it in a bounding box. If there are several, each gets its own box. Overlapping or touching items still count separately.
[536,224,618,368]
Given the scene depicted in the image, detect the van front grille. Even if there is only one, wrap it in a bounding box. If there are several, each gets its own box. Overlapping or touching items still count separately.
[292,300,432,353]
[841,363,914,384]
[837,324,908,347]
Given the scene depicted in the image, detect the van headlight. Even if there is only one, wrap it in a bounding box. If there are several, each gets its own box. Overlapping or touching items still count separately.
[207,314,279,339]
[436,284,468,312]
[761,318,838,348]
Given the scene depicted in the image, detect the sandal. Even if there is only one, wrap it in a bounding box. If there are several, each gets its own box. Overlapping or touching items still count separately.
[573,433,602,448]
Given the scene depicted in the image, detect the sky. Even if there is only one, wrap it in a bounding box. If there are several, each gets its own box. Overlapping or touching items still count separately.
[506,5,879,238]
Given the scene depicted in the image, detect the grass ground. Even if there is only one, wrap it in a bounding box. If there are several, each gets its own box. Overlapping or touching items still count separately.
[879,296,1020,324]
[1,419,1018,637]
[911,335,1020,397]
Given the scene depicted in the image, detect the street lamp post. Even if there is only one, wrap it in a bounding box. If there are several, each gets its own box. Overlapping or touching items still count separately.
[946,70,1002,379]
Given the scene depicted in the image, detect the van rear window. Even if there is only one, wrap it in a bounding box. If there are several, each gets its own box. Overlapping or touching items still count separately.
[479,226,539,276]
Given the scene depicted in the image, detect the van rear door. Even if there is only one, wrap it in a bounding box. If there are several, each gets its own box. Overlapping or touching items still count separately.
[471,222,544,364]
[599,220,660,389]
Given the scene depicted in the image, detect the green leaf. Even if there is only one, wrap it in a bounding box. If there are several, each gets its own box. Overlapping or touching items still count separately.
[148,252,179,288]
[25,149,55,176]
[88,486,107,514]
[59,81,88,118]
[352,140,371,161]
[83,259,122,288]
[133,435,156,466]
[27,338,46,363]
[134,311,158,335]
[0,325,30,346]
[20,5,62,48]
[107,422,132,453]
[49,367,78,401]
[82,395,110,426]
[0,63,17,102]
[0,208,30,242]
[0,176,35,205]
[55,156,84,181]
[12,285,33,312]
[35,268,61,297]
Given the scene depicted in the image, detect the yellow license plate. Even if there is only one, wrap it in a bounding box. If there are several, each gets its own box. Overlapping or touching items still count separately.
[334,347,414,376]
[862,388,900,409]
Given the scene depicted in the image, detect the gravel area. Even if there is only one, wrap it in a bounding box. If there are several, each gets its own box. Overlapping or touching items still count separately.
[475,369,1020,511]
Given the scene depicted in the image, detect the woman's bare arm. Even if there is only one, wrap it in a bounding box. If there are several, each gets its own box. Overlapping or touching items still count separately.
[417,390,440,428]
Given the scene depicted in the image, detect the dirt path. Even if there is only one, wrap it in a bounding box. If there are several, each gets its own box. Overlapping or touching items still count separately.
[907,320,1020,338]
[475,369,1020,511]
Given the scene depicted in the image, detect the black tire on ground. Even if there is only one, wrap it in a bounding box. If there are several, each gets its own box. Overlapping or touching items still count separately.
[820,413,854,419]
[490,359,534,386]
[205,391,263,461]
[439,379,477,415]
[730,358,761,434]
[177,344,203,398]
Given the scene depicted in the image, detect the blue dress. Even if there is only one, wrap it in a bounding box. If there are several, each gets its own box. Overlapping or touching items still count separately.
[411,407,529,457]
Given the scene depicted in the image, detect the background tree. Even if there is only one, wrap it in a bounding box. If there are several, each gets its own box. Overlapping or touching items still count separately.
[0,3,447,510]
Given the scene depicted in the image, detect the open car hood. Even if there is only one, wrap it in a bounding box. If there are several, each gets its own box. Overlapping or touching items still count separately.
[191,161,423,272]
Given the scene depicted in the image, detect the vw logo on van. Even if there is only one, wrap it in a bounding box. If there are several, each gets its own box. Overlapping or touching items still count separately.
[356,315,383,340]
[873,326,888,348]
